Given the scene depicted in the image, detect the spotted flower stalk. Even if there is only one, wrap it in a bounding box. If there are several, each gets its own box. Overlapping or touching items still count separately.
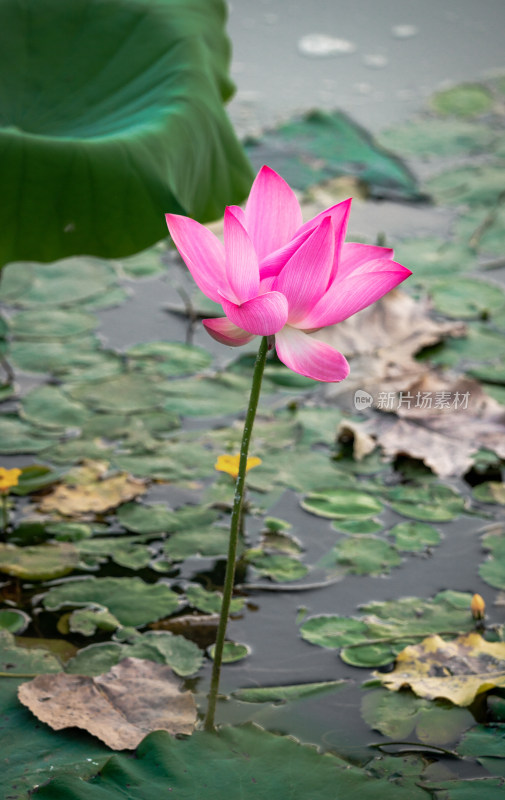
[165,165,411,729]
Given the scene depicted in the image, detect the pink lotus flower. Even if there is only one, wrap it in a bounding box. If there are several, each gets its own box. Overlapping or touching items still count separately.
[165,166,411,382]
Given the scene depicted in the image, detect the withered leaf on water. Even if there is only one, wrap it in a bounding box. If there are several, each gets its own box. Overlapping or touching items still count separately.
[18,657,197,749]
[375,632,505,706]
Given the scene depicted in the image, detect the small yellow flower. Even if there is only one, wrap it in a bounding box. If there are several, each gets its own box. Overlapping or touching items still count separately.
[471,593,485,621]
[214,454,262,480]
[0,467,22,493]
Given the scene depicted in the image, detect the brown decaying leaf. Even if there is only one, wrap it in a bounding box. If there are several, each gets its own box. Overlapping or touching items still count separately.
[150,613,220,649]
[319,289,465,399]
[375,632,505,706]
[38,461,146,517]
[18,657,197,749]
[355,375,505,477]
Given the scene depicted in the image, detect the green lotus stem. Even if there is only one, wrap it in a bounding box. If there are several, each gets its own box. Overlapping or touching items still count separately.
[204,336,269,731]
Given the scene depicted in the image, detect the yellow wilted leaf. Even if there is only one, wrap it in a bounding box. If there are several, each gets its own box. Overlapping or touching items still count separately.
[39,462,146,517]
[375,632,505,706]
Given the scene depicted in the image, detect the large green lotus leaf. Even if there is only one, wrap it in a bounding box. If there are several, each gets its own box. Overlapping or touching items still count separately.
[300,591,476,667]
[245,109,423,200]
[43,577,181,627]
[427,164,505,207]
[32,723,431,800]
[301,489,383,520]
[378,118,497,158]
[0,678,111,800]
[0,415,55,453]
[362,688,474,745]
[21,385,91,430]
[9,308,98,339]
[329,535,401,576]
[126,341,212,377]
[65,631,203,677]
[0,0,252,266]
[386,483,466,522]
[431,83,494,117]
[389,522,441,551]
[429,278,505,319]
[0,259,118,306]
[0,542,79,581]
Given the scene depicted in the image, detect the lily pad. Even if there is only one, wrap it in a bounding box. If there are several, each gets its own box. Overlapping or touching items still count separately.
[209,641,250,663]
[66,631,203,678]
[9,308,98,339]
[0,609,30,634]
[232,680,346,704]
[301,489,383,520]
[126,341,212,377]
[429,278,505,319]
[0,415,54,454]
[21,385,90,430]
[479,528,505,590]
[4,259,118,307]
[389,522,441,551]
[43,577,181,627]
[67,372,166,413]
[249,553,309,582]
[386,483,466,522]
[0,629,61,675]
[0,542,79,581]
[300,591,476,667]
[329,535,401,575]
[427,164,505,207]
[431,84,494,117]
[185,584,244,615]
[378,118,497,158]
[163,526,231,560]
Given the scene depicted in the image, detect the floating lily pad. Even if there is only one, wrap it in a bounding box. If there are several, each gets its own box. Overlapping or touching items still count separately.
[43,577,181,627]
[9,308,98,339]
[0,415,55,454]
[66,631,203,678]
[21,385,90,430]
[300,591,476,667]
[386,483,466,522]
[76,538,152,571]
[362,688,474,745]
[479,529,505,590]
[163,526,231,560]
[126,341,212,377]
[329,535,401,575]
[117,502,181,534]
[454,206,505,256]
[6,259,118,307]
[427,164,505,207]
[161,373,258,417]
[392,237,475,284]
[429,278,505,319]
[119,246,167,279]
[425,323,505,370]
[209,641,250,663]
[431,84,494,117]
[10,337,121,379]
[378,118,497,158]
[0,609,30,634]
[473,482,505,505]
[249,553,309,582]
[0,629,61,675]
[232,680,346,704]
[185,584,244,615]
[332,519,383,535]
[67,372,166,413]
[0,542,79,581]
[67,607,121,637]
[301,489,383,520]
[389,522,441,551]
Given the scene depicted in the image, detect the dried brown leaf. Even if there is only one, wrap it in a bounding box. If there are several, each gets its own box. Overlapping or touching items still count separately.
[361,375,505,476]
[18,657,197,749]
